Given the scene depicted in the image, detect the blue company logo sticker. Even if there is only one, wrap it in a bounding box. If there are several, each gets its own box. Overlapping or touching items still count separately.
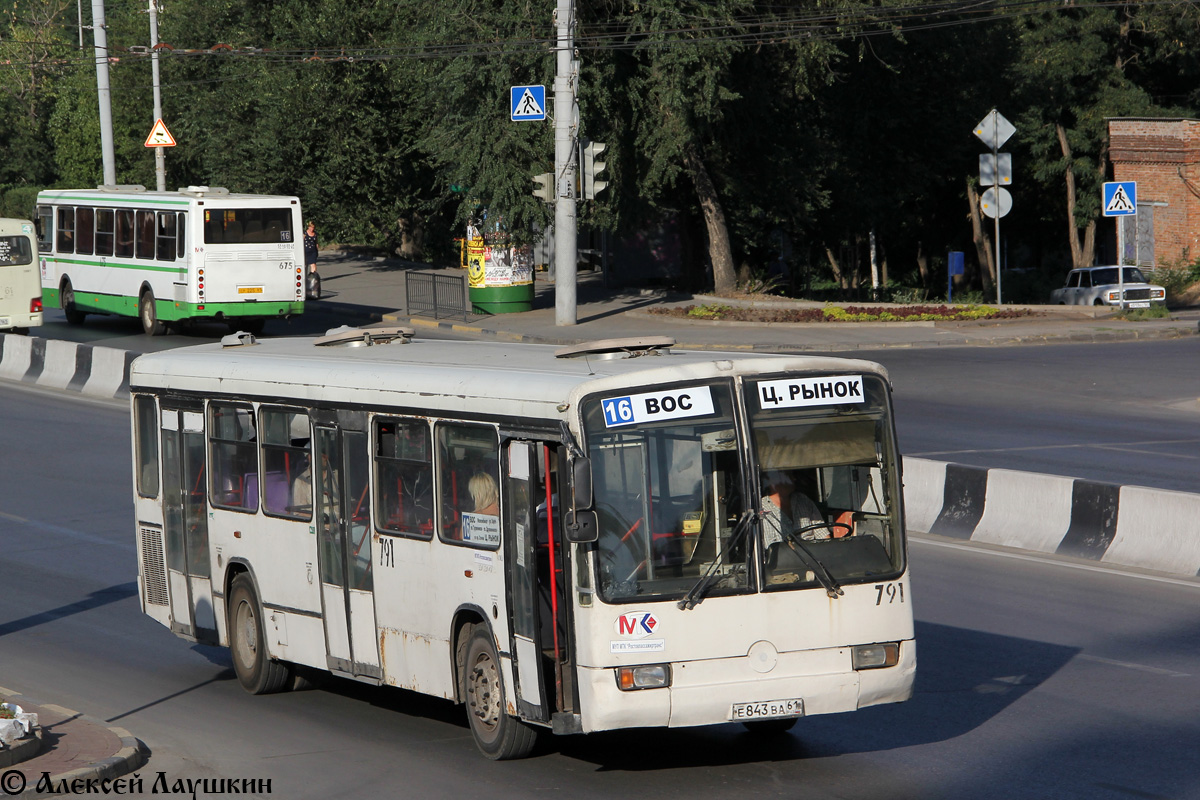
[757,375,865,410]
[601,386,715,428]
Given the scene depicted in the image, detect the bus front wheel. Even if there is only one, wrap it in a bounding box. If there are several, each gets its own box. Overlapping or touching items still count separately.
[61,281,85,325]
[139,291,166,336]
[228,574,292,695]
[463,626,538,760]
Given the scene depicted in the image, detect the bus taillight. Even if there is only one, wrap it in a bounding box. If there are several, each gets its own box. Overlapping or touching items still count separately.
[30,297,43,313]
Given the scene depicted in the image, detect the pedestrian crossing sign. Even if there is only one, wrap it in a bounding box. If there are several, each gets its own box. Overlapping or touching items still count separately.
[510,85,546,122]
[144,118,177,148]
[1102,181,1136,217]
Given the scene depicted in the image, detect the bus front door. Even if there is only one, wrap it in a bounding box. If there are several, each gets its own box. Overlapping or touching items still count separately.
[160,406,218,643]
[314,425,382,679]
[505,440,566,724]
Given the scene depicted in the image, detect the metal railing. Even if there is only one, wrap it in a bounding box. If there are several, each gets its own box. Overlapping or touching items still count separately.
[405,270,475,321]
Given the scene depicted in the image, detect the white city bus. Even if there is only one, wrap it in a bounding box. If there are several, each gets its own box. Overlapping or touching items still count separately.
[0,218,44,333]
[36,185,305,336]
[129,330,915,759]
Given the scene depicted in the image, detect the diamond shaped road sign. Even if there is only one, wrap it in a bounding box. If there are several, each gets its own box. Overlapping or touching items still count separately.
[974,109,1015,150]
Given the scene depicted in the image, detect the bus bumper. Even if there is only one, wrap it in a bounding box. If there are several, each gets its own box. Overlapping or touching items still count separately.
[576,639,915,733]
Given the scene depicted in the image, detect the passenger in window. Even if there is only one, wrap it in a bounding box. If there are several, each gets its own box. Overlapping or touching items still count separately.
[469,472,499,517]
[760,470,825,548]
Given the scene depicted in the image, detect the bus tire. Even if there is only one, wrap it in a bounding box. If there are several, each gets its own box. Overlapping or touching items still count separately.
[139,291,166,336]
[463,625,538,760]
[228,574,292,695]
[61,280,86,325]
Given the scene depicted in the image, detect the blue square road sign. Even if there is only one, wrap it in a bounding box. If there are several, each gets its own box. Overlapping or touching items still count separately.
[1102,181,1137,217]
[510,85,547,122]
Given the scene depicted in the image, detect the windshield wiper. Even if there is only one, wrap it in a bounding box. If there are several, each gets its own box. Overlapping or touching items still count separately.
[678,510,753,611]
[783,534,845,599]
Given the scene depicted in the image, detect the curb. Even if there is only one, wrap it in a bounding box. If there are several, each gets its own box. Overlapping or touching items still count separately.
[0,688,146,797]
[902,458,1200,577]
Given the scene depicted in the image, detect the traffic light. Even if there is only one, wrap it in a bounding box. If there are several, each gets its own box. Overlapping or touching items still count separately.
[581,140,608,199]
[532,172,554,202]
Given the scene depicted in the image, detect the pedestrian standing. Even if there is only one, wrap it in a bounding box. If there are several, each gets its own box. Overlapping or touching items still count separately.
[303,221,321,299]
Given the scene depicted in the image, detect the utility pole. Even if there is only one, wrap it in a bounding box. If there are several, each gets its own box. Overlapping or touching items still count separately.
[148,0,166,191]
[553,0,578,326]
[91,0,116,186]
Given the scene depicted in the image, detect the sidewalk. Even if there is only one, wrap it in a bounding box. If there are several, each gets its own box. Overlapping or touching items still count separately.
[0,687,144,797]
[310,249,1200,351]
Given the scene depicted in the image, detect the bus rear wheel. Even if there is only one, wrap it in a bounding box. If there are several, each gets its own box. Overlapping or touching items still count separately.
[463,626,538,760]
[228,574,292,694]
[139,291,166,336]
[61,281,85,325]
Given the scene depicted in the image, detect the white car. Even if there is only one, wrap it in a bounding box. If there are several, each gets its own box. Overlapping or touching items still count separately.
[1050,266,1166,307]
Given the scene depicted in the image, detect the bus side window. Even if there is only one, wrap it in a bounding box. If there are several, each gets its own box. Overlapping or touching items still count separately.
[36,206,53,252]
[156,211,177,261]
[95,209,115,257]
[374,418,433,539]
[75,207,95,256]
[136,210,155,260]
[260,408,312,520]
[436,423,500,546]
[177,212,187,258]
[56,207,74,253]
[209,402,257,512]
[134,395,160,498]
[115,210,134,257]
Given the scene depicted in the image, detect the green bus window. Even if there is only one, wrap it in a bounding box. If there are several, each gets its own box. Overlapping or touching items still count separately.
[115,210,134,257]
[95,209,115,257]
[75,207,95,256]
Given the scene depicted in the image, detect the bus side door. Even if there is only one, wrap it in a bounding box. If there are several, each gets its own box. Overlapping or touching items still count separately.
[314,416,382,679]
[160,404,218,643]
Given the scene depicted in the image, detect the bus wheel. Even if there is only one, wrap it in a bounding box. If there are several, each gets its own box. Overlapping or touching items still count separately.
[463,626,538,760]
[228,574,292,694]
[61,281,86,325]
[742,717,798,735]
[139,291,166,336]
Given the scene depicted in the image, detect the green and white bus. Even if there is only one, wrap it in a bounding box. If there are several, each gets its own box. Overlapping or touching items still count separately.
[130,331,915,759]
[0,218,43,333]
[37,185,305,336]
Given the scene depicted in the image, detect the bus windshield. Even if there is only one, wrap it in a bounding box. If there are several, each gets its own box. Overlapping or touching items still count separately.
[582,373,904,603]
[0,234,33,266]
[582,382,752,603]
[747,373,904,590]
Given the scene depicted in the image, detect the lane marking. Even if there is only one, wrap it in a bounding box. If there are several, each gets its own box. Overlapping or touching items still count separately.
[910,536,1200,590]
[1077,654,1190,679]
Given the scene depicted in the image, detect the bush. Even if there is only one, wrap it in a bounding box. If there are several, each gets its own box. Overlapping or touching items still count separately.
[1146,265,1195,303]
[0,186,43,220]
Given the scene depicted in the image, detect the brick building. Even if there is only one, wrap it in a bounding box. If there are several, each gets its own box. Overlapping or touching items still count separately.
[1107,118,1200,268]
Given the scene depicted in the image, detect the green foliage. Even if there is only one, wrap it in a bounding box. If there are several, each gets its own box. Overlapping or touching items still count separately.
[1115,305,1171,321]
[0,185,44,219]
[687,303,733,319]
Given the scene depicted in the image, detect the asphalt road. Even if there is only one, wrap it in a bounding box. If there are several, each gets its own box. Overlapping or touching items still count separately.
[1,383,1198,799]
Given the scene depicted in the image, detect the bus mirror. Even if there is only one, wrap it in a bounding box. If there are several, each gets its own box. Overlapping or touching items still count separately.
[572,457,593,510]
[564,509,598,543]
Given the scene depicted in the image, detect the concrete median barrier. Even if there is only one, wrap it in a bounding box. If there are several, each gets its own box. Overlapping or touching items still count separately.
[903,456,1200,578]
[0,333,133,401]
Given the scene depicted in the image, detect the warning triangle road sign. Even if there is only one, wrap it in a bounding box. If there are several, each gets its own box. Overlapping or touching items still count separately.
[144,118,177,148]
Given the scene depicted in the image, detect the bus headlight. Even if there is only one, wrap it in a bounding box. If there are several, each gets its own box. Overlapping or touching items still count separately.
[852,643,900,670]
[615,664,671,691]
